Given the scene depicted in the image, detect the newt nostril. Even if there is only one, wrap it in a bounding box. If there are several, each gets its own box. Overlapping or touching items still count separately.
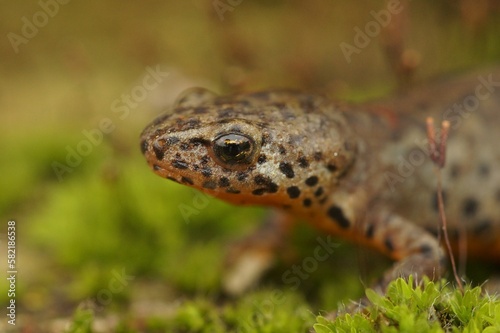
[153,138,167,160]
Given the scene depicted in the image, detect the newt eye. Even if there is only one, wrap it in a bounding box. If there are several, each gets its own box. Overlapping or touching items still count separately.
[213,133,256,166]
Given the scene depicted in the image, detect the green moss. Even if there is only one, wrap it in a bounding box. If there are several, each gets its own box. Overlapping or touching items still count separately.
[314,277,500,333]
[63,278,500,332]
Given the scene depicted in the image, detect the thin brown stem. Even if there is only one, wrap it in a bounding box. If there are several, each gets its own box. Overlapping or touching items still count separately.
[435,168,463,292]
[438,121,450,168]
[426,117,463,292]
[426,118,438,164]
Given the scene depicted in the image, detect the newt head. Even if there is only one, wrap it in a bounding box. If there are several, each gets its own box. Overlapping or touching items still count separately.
[140,88,356,209]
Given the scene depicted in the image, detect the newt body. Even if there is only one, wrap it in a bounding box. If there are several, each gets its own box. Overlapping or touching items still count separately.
[140,68,500,293]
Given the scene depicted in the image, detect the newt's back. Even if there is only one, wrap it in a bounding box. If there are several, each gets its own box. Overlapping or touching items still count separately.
[363,68,500,260]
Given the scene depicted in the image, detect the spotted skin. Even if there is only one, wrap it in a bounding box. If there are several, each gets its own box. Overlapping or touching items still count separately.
[140,68,500,292]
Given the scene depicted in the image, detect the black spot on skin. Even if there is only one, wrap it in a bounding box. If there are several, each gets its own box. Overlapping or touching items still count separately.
[153,164,161,171]
[384,238,394,252]
[201,167,212,177]
[268,184,280,193]
[473,219,493,235]
[200,155,210,165]
[172,160,189,169]
[179,143,190,151]
[286,186,301,199]
[189,137,208,146]
[153,145,165,160]
[279,162,295,178]
[140,140,148,154]
[253,175,266,185]
[219,177,230,187]
[431,190,448,212]
[258,154,267,164]
[237,172,248,182]
[314,187,324,197]
[327,205,350,229]
[177,118,201,130]
[252,188,266,196]
[365,224,374,238]
[202,180,217,189]
[478,163,490,177]
[462,197,479,217]
[181,176,194,185]
[226,188,241,194]
[327,164,338,172]
[166,176,178,182]
[254,175,278,193]
[278,145,287,155]
[420,244,434,256]
[185,118,201,130]
[305,176,319,187]
[303,198,312,207]
[298,156,309,168]
[313,152,322,161]
[166,137,180,145]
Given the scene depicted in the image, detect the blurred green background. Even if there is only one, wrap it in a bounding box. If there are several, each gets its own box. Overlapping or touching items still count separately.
[1,1,499,331]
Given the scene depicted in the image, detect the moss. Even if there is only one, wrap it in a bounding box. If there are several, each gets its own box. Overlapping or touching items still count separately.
[314,277,500,333]
[63,278,500,332]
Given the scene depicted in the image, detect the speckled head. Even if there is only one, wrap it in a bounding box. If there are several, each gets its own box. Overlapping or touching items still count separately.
[140,88,357,211]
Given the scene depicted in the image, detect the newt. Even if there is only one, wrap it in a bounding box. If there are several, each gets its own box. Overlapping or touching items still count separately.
[140,68,500,297]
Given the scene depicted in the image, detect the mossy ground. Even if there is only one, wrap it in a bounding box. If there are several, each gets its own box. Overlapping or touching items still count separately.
[1,1,500,332]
